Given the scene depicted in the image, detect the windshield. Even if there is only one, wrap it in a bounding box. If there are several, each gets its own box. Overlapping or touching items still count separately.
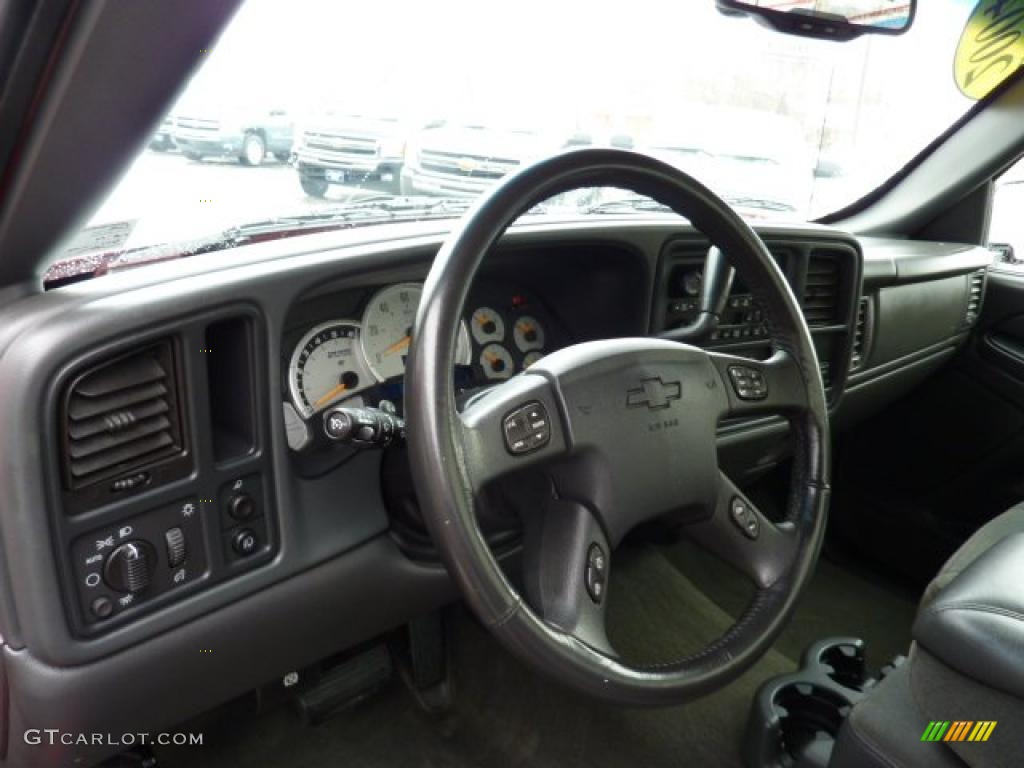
[56,0,1012,280]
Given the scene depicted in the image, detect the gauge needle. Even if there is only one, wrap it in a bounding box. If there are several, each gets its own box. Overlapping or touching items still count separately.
[382,335,411,356]
[313,382,348,409]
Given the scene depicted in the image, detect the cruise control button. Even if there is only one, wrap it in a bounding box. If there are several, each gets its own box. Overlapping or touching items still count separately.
[730,496,760,540]
[585,542,607,603]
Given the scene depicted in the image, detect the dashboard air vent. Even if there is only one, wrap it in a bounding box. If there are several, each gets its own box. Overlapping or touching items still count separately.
[965,269,986,326]
[803,252,840,327]
[62,341,184,490]
[850,297,869,370]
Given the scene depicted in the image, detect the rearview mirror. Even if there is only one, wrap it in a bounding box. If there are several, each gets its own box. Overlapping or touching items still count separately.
[716,0,916,41]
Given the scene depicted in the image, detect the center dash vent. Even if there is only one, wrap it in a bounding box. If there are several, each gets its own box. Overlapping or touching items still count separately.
[803,252,841,327]
[62,341,185,491]
[850,297,869,370]
[965,268,986,326]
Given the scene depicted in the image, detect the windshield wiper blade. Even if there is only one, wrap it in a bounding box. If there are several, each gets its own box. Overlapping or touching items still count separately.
[226,195,479,236]
[45,195,550,288]
[723,196,795,213]
[580,195,676,215]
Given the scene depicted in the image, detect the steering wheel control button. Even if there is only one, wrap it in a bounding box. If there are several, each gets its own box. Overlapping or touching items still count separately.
[103,540,156,594]
[91,596,114,620]
[232,528,259,557]
[164,527,187,568]
[502,402,551,455]
[727,365,768,401]
[730,497,760,540]
[585,543,608,604]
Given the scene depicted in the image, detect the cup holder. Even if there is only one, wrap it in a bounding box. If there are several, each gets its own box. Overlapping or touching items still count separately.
[743,637,873,768]
[776,683,850,757]
[811,640,868,693]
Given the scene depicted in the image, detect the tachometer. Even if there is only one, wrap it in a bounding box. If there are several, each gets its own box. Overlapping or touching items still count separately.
[361,282,470,381]
[288,321,374,419]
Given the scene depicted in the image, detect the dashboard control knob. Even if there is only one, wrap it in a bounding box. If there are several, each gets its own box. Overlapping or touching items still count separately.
[228,493,256,521]
[103,540,156,594]
[165,527,187,567]
[232,528,259,557]
[91,596,114,619]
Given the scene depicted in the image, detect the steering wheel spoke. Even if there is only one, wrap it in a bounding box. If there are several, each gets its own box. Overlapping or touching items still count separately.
[457,374,568,492]
[521,498,615,656]
[708,348,811,419]
[685,471,797,589]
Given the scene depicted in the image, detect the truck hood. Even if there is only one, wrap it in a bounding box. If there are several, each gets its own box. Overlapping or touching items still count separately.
[416,125,568,162]
[302,115,407,138]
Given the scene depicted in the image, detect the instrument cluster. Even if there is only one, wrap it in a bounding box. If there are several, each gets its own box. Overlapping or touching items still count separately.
[283,281,557,451]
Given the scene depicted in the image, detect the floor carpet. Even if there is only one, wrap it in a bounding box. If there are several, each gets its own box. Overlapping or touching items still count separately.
[154,537,919,768]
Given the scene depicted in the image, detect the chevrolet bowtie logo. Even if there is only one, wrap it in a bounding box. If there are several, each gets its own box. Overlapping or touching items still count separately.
[626,377,682,410]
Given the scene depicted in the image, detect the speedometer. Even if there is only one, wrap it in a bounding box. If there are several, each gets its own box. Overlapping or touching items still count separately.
[288,320,374,419]
[361,282,471,381]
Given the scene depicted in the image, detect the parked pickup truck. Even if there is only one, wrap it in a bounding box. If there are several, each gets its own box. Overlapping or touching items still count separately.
[148,116,175,152]
[293,111,412,197]
[400,115,590,198]
[172,104,294,166]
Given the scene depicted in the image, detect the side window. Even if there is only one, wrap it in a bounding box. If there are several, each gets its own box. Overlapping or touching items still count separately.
[991,157,1024,267]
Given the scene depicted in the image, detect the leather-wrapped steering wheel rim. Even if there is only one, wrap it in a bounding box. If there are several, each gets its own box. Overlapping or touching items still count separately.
[405,146,830,706]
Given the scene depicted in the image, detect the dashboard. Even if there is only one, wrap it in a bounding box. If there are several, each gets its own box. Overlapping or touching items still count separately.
[0,217,994,767]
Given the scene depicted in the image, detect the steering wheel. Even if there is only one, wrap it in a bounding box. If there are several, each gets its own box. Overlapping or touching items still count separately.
[405,147,830,706]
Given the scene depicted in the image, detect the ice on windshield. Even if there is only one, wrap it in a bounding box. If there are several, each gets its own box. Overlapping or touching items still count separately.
[63,0,997,272]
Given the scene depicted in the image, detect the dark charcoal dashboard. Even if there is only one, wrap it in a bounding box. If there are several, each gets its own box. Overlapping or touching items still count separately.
[0,218,994,767]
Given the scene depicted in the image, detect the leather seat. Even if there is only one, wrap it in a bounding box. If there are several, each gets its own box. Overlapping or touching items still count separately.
[829,504,1024,768]
[921,502,1024,606]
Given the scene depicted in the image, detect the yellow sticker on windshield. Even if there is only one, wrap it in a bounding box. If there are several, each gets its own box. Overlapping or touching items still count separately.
[955,0,1024,100]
